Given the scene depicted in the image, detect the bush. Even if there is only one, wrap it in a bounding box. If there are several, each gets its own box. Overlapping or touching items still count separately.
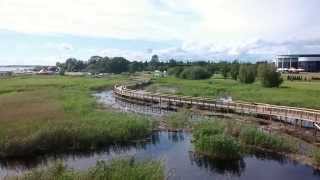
[179,66,212,80]
[167,66,184,77]
[238,64,256,84]
[258,64,283,88]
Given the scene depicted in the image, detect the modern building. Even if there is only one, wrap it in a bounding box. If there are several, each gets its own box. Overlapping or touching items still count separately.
[274,54,320,72]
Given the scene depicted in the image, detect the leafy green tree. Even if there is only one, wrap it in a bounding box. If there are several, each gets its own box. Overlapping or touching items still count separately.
[179,66,211,80]
[168,66,184,77]
[220,62,230,79]
[230,60,240,80]
[239,64,256,84]
[109,57,130,74]
[150,54,160,70]
[258,64,283,87]
[129,61,144,73]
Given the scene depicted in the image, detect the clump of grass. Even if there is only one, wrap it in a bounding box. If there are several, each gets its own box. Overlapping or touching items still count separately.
[165,109,192,129]
[312,148,320,166]
[192,119,225,139]
[193,120,241,160]
[192,119,296,160]
[194,134,241,160]
[239,127,296,153]
[10,158,164,180]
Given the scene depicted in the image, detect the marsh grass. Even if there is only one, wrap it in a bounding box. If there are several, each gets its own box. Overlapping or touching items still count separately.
[8,158,164,180]
[192,119,297,159]
[312,148,320,166]
[239,127,296,153]
[165,109,192,129]
[0,75,152,158]
[194,134,241,160]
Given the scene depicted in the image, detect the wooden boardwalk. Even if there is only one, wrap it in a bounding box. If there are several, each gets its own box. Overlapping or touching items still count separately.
[114,85,320,129]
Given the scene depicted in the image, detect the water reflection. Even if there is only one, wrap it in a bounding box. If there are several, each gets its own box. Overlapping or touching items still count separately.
[1,131,320,180]
[189,152,246,177]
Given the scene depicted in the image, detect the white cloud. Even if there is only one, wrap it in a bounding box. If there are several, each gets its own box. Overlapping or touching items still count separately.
[97,37,320,62]
[1,0,320,64]
[2,0,318,42]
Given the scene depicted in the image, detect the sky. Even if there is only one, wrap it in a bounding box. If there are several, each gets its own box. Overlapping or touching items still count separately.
[1,0,320,65]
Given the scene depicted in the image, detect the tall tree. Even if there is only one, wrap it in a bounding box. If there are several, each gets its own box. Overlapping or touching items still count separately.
[230,60,240,80]
[239,64,256,84]
[150,54,160,70]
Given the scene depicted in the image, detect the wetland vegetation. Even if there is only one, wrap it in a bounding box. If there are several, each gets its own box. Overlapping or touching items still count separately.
[0,75,153,158]
[1,74,320,179]
[8,158,164,180]
[192,119,297,160]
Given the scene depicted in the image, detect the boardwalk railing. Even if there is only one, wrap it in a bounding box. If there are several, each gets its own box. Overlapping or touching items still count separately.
[113,85,320,127]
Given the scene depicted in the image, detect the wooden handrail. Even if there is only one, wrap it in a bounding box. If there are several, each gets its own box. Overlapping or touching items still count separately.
[113,85,320,123]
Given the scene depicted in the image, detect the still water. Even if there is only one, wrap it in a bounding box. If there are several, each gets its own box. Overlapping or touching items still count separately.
[0,131,319,180]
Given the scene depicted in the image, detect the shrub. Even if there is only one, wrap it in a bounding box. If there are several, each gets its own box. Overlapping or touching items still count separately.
[238,64,256,84]
[179,66,212,80]
[167,66,184,77]
[258,64,283,88]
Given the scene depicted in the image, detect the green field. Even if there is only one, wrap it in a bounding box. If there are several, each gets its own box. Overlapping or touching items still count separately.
[147,76,320,109]
[0,75,152,157]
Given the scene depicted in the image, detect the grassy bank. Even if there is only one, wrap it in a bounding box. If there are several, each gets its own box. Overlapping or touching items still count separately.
[192,119,297,159]
[0,75,153,157]
[165,109,192,130]
[8,158,164,180]
[148,76,320,109]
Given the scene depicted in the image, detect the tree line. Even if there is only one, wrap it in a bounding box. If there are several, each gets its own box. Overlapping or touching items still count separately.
[57,54,283,88]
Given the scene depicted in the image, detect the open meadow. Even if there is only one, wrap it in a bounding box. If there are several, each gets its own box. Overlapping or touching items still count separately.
[147,75,320,109]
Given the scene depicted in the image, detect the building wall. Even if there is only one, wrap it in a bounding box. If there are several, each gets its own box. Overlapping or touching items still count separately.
[275,55,320,72]
[299,61,320,72]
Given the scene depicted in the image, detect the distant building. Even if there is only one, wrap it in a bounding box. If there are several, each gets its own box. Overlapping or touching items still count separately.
[274,54,320,72]
[0,71,12,76]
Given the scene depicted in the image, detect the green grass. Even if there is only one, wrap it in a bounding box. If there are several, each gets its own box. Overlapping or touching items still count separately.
[192,119,297,159]
[194,133,241,160]
[165,109,192,129]
[312,148,320,166]
[8,158,164,180]
[0,75,153,157]
[148,76,320,109]
[239,127,295,153]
